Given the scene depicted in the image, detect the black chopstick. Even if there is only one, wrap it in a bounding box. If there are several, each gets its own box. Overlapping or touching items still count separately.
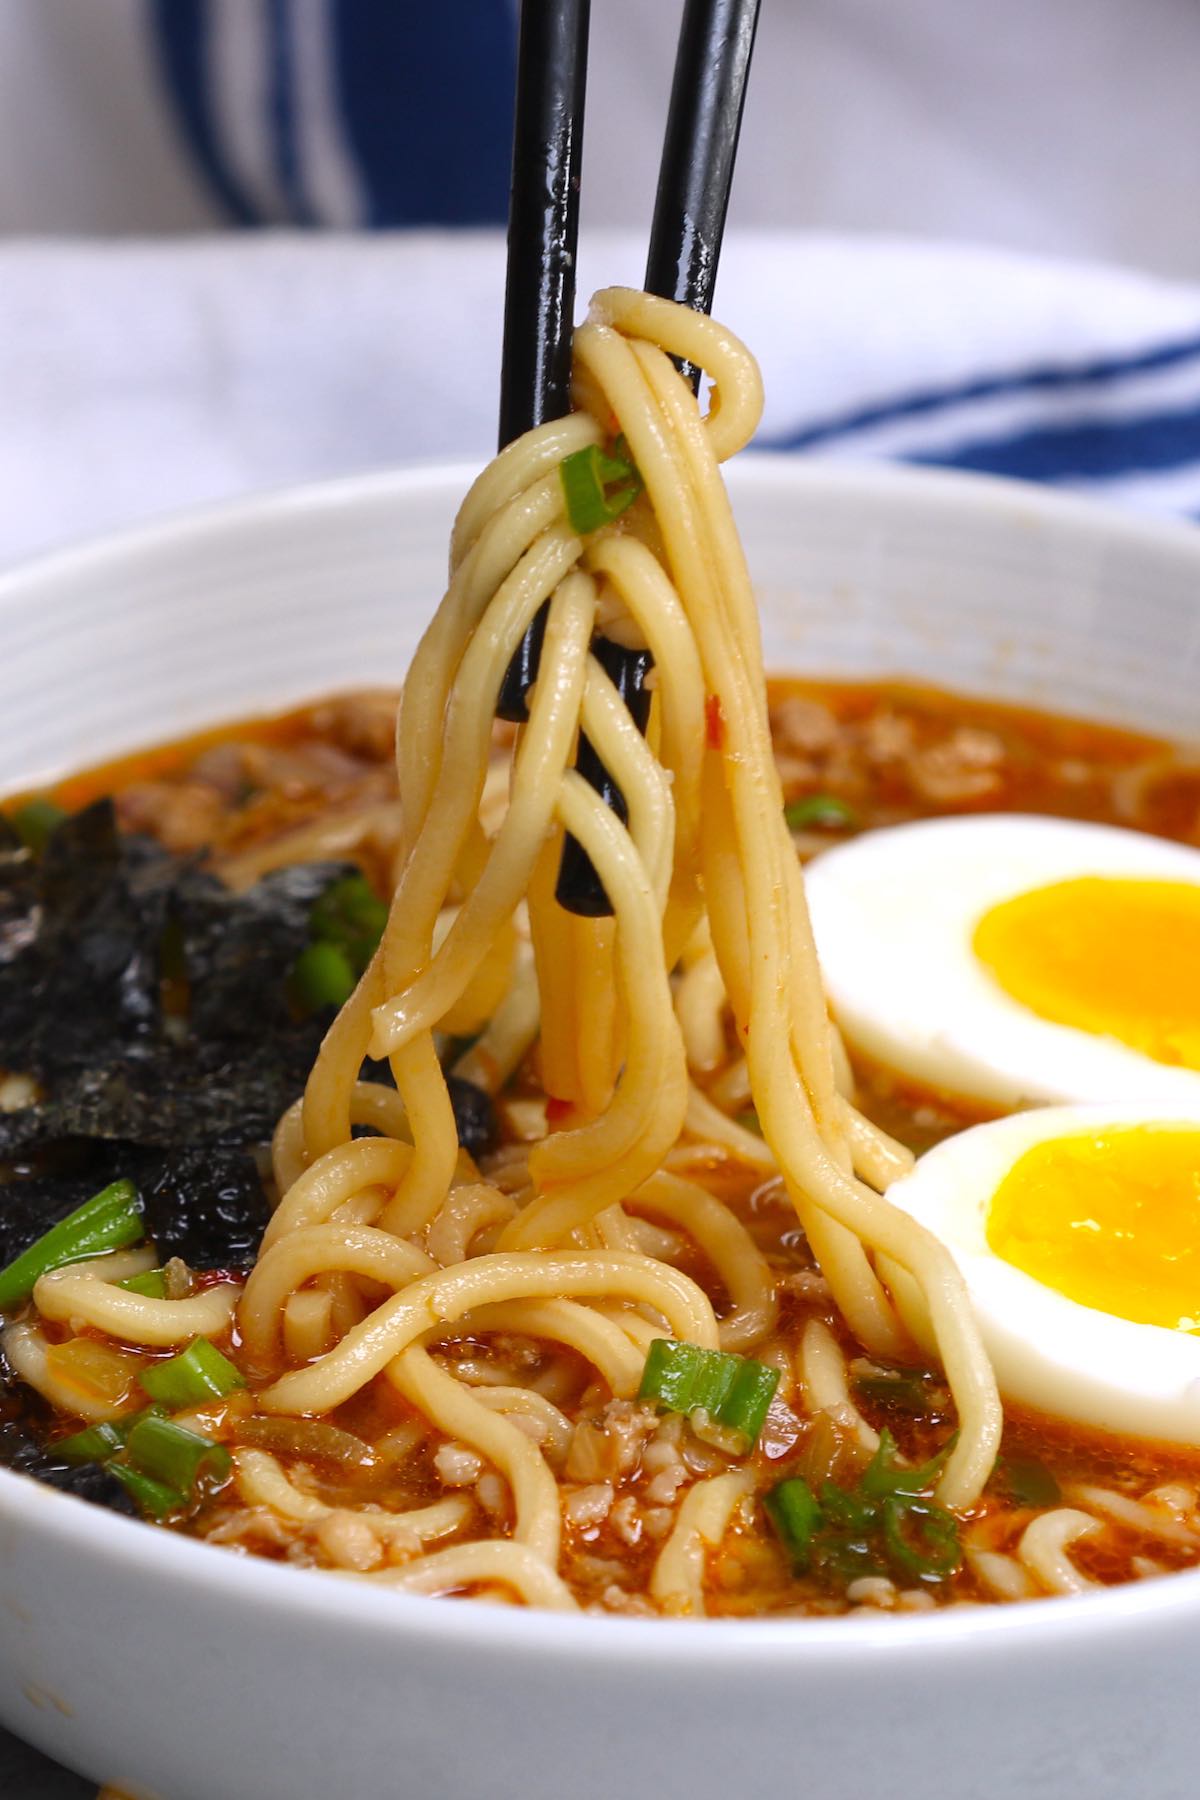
[553,0,760,917]
[495,0,591,723]
[553,643,655,914]
[645,0,761,383]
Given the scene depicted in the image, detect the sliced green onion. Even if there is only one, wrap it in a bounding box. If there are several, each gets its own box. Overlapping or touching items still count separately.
[124,1414,231,1493]
[686,1352,741,1419]
[292,873,388,1012]
[109,1463,184,1519]
[852,1366,949,1417]
[818,1481,878,1535]
[309,873,387,972]
[140,1336,244,1408]
[764,1476,823,1570]
[56,1420,127,1465]
[860,1426,955,1500]
[718,1360,780,1445]
[10,796,67,853]
[881,1496,961,1580]
[290,940,357,1012]
[767,1428,963,1593]
[815,1535,891,1586]
[559,443,642,535]
[639,1339,706,1413]
[994,1451,1061,1509]
[638,1339,779,1448]
[119,1269,168,1298]
[54,1403,166,1468]
[0,1179,143,1311]
[783,793,858,833]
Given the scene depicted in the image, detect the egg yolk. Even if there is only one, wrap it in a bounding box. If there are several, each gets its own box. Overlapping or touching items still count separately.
[973,877,1200,1070]
[987,1127,1200,1330]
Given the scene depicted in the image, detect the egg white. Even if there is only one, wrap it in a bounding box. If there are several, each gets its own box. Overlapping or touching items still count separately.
[804,813,1200,1110]
[887,1101,1200,1444]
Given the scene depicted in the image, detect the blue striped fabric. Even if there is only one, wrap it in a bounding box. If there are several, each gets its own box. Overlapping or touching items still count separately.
[330,1,515,228]
[266,0,315,226]
[147,0,516,227]
[763,332,1200,455]
[146,0,258,225]
[911,402,1200,483]
[758,330,1200,512]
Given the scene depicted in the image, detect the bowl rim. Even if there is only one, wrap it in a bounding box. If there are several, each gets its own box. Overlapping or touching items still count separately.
[5,453,1200,1666]
[8,1459,1200,1664]
[3,450,1200,611]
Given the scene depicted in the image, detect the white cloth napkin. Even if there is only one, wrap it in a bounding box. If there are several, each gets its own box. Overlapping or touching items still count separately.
[4,228,1200,574]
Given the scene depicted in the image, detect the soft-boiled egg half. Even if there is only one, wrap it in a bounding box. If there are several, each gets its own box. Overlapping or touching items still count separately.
[887,1102,1200,1443]
[804,814,1200,1110]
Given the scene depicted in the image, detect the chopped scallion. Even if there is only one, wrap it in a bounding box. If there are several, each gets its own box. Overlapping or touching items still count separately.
[783,793,858,833]
[559,443,642,535]
[860,1426,955,1500]
[290,940,357,1012]
[119,1269,168,1298]
[818,1481,878,1534]
[763,1476,823,1569]
[109,1463,184,1519]
[766,1427,963,1591]
[292,873,388,1013]
[309,873,388,973]
[881,1496,962,1580]
[638,1339,779,1448]
[54,1403,166,1469]
[124,1414,231,1494]
[56,1421,127,1465]
[139,1336,244,1408]
[0,1179,143,1311]
[10,796,67,853]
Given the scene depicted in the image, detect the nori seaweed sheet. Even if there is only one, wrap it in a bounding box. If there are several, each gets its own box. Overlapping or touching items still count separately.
[0,802,346,1264]
[0,802,498,1494]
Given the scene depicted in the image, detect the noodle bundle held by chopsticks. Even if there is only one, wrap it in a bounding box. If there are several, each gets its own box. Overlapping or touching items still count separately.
[232,293,1000,1611]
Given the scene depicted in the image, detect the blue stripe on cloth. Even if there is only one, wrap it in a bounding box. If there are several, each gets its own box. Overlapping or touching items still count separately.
[330,1,515,226]
[908,401,1200,483]
[145,0,258,225]
[762,332,1200,453]
[267,0,316,224]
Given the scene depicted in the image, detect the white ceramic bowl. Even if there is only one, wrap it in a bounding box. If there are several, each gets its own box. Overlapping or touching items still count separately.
[2,460,1200,1800]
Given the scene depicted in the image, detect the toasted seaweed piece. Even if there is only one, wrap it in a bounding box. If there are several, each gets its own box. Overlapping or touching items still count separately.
[0,818,350,1163]
[5,802,169,1075]
[0,830,354,1289]
[0,1027,324,1160]
[0,839,39,963]
[177,860,352,1046]
[446,1074,498,1160]
[0,825,374,1488]
[133,1144,269,1269]
[0,1421,139,1516]
[0,1141,269,1288]
[30,1459,142,1515]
